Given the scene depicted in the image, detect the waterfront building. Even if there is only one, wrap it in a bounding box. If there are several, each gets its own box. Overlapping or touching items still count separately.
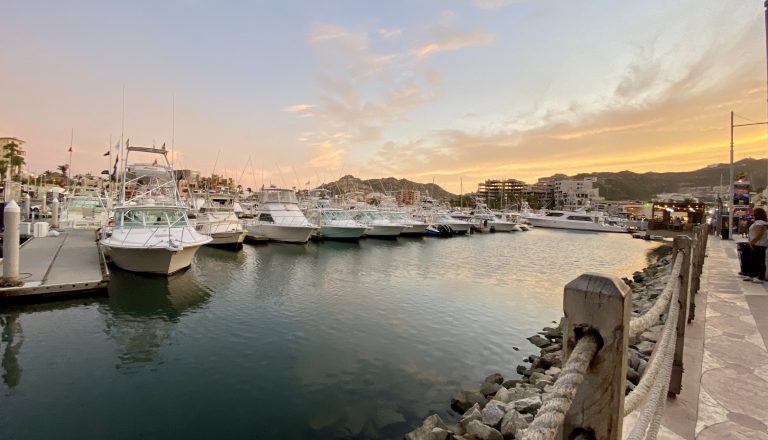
[552,177,604,210]
[476,178,527,208]
[395,189,421,206]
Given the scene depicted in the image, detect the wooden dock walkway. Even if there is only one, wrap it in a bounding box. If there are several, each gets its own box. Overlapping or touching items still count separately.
[0,229,109,301]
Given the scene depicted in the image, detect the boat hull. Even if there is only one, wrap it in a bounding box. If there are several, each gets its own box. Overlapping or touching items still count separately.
[103,244,205,275]
[400,224,428,236]
[207,231,247,248]
[319,225,367,240]
[363,225,404,238]
[525,218,628,233]
[447,223,471,235]
[489,222,519,232]
[246,224,315,243]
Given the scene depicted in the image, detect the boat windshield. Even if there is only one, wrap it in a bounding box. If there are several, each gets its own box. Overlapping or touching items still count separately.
[322,210,353,221]
[120,209,187,228]
[261,190,298,204]
[67,198,105,209]
[353,211,383,221]
[435,213,455,222]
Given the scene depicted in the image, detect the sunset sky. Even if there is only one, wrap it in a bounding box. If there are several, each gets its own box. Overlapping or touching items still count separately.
[2,0,768,193]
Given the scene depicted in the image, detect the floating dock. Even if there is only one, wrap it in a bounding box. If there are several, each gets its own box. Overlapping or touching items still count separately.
[0,229,109,301]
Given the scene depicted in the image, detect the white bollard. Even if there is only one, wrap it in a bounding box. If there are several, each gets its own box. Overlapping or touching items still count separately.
[23,193,31,221]
[51,198,60,229]
[41,193,47,219]
[3,200,20,283]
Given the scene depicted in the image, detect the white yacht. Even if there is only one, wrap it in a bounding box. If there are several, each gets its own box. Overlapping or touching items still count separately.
[351,210,405,238]
[523,210,629,233]
[305,208,368,240]
[99,146,212,275]
[191,193,246,248]
[432,212,472,235]
[243,187,317,243]
[381,211,428,236]
[60,187,110,229]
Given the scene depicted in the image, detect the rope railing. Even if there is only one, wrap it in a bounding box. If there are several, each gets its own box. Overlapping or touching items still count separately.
[519,228,704,440]
[522,333,600,440]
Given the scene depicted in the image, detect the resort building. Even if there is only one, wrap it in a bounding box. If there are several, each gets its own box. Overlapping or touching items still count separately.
[476,178,527,208]
[395,189,421,206]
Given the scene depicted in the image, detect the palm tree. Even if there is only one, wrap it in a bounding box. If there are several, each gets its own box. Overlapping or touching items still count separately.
[57,164,69,185]
[2,141,25,181]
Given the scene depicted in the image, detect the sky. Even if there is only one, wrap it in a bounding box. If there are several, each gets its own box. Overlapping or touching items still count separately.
[2,0,768,193]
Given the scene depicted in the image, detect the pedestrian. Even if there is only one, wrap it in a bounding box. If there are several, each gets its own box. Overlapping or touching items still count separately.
[745,207,768,283]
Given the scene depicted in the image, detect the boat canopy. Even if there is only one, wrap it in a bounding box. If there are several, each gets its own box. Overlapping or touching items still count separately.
[260,189,298,204]
[118,207,187,228]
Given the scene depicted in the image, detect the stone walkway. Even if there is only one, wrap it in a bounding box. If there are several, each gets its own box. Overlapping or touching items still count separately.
[693,237,768,439]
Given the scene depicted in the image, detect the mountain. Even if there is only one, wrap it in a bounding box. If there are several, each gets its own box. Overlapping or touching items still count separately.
[553,158,768,201]
[319,175,456,200]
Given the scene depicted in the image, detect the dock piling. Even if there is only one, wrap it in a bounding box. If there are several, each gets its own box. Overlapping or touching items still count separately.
[23,193,31,221]
[51,198,59,229]
[3,200,21,285]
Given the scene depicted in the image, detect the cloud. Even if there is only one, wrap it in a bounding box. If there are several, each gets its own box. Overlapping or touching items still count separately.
[378,28,403,39]
[413,30,495,57]
[473,0,523,9]
[284,104,315,113]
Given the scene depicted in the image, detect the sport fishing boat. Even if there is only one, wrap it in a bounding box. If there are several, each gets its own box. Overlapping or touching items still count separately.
[243,187,317,243]
[60,186,111,229]
[351,209,405,238]
[99,145,212,275]
[305,207,368,240]
[191,192,246,248]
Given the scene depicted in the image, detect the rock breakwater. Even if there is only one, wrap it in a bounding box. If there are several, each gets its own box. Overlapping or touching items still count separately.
[404,246,673,439]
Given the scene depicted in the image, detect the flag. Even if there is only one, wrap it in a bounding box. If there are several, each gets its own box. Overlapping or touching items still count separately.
[161,142,166,150]
[111,157,118,180]
[68,146,72,153]
[103,151,110,156]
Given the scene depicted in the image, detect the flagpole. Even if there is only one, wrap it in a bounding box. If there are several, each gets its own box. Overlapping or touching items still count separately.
[172,94,175,171]
[120,86,126,204]
[68,128,73,189]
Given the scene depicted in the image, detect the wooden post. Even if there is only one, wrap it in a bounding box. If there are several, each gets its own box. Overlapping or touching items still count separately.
[562,273,630,440]
[669,236,691,395]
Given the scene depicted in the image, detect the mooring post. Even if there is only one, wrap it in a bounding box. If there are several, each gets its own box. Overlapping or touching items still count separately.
[23,193,31,221]
[669,235,691,395]
[3,200,21,283]
[41,192,47,219]
[51,198,59,229]
[561,273,630,440]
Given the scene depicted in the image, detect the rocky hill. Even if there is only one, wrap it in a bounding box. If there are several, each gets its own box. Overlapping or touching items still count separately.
[318,175,456,200]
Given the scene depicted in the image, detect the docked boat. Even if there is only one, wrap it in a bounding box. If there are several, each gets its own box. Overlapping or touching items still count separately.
[191,193,246,248]
[60,187,110,229]
[432,212,472,235]
[243,187,317,243]
[351,209,405,238]
[99,146,212,275]
[522,210,629,233]
[305,207,368,240]
[381,211,428,236]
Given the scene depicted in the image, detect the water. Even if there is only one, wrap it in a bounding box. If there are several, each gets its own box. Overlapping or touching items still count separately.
[0,229,661,439]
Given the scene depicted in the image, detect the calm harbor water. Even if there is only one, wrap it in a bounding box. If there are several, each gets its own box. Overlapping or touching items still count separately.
[0,229,661,439]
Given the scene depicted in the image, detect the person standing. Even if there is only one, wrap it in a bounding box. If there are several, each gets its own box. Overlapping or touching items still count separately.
[745,207,768,283]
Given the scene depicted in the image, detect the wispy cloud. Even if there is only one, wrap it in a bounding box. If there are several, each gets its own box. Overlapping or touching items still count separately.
[378,28,403,39]
[284,104,315,113]
[413,31,495,57]
[473,0,524,9]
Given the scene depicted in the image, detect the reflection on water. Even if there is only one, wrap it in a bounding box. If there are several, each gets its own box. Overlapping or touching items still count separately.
[102,268,212,368]
[0,230,662,439]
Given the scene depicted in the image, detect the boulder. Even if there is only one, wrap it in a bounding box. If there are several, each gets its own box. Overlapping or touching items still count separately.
[481,400,507,427]
[528,335,551,348]
[493,386,511,403]
[466,420,504,440]
[502,379,521,389]
[500,410,530,438]
[516,365,527,375]
[541,343,562,354]
[635,340,655,356]
[427,428,451,440]
[534,352,561,370]
[545,367,561,377]
[404,414,448,440]
[507,387,539,402]
[480,381,502,397]
[484,372,504,385]
[511,395,542,415]
[451,390,487,413]
[459,404,482,429]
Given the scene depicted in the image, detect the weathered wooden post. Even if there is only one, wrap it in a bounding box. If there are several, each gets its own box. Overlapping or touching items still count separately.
[51,198,59,229]
[2,200,21,284]
[562,273,630,440]
[669,236,691,395]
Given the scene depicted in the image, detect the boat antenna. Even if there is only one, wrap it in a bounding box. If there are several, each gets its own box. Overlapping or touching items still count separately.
[171,94,175,170]
[68,128,73,190]
[276,164,287,188]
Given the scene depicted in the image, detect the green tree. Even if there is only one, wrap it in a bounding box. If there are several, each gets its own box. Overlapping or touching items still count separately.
[2,141,25,181]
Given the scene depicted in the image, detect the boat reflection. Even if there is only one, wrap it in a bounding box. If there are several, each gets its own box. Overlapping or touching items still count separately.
[103,268,211,368]
[1,313,23,389]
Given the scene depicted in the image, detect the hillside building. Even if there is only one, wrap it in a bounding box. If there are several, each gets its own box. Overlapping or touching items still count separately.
[395,189,421,206]
[552,177,605,210]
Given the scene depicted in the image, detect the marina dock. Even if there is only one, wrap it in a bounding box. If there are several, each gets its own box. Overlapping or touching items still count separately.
[0,229,109,301]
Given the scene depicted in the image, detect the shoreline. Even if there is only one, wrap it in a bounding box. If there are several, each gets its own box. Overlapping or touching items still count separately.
[405,242,673,439]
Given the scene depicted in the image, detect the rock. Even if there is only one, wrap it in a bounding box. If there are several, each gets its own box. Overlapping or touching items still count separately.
[446,423,465,436]
[627,368,640,384]
[511,395,542,414]
[541,326,561,338]
[499,410,529,438]
[502,379,521,389]
[484,372,504,385]
[466,420,504,440]
[507,387,539,402]
[521,413,534,423]
[516,365,527,375]
[451,390,487,413]
[541,343,562,354]
[404,414,448,440]
[535,352,560,370]
[635,340,655,356]
[641,329,658,343]
[493,386,511,403]
[427,428,451,440]
[480,381,502,397]
[637,359,647,377]
[482,400,507,427]
[545,367,561,377]
[527,335,551,348]
[459,404,482,429]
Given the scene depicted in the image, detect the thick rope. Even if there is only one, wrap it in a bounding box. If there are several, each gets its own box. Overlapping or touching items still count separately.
[629,254,683,337]
[624,273,680,415]
[521,334,600,440]
[625,274,679,440]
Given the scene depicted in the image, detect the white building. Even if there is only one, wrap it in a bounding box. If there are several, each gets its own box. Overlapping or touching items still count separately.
[553,177,604,210]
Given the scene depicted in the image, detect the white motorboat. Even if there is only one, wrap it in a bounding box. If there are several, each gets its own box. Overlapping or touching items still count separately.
[191,193,246,248]
[523,210,629,233]
[99,146,212,275]
[381,211,428,236]
[305,208,368,240]
[432,212,472,235]
[351,210,404,238]
[60,187,111,229]
[243,187,317,243]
